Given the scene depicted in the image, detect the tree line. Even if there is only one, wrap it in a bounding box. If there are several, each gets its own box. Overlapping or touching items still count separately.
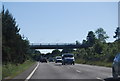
[43,27,120,64]
[39,27,120,64]
[73,27,120,63]
[2,7,40,65]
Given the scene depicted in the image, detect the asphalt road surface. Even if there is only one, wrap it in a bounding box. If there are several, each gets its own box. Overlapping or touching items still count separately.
[11,62,120,81]
[30,62,112,80]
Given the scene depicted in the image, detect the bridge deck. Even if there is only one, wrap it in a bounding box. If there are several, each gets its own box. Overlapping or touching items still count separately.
[30,43,90,49]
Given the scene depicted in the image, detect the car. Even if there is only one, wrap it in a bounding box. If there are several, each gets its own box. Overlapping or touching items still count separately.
[40,57,47,63]
[112,53,120,79]
[48,57,54,62]
[55,56,62,63]
[62,53,75,65]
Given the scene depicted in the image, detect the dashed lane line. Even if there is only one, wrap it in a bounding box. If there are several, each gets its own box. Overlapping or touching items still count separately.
[76,70,81,73]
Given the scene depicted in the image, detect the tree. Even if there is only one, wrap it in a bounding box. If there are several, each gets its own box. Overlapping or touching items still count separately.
[82,39,87,45]
[61,48,75,54]
[94,42,103,54]
[2,7,30,64]
[95,28,109,42]
[51,49,61,57]
[114,27,120,40]
[76,40,81,45]
[113,27,120,52]
[45,53,52,58]
[31,50,41,61]
[86,31,96,46]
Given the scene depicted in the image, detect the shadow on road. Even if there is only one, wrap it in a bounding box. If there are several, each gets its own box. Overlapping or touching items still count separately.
[104,77,120,81]
[54,63,62,66]
[54,63,74,66]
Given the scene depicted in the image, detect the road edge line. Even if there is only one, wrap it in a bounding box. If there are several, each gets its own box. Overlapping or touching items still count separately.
[25,62,39,81]
[96,77,104,81]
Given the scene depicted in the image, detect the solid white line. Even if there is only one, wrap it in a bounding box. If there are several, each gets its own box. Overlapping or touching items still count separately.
[25,62,39,81]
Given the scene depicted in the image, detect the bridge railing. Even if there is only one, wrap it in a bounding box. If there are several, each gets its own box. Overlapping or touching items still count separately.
[30,43,78,46]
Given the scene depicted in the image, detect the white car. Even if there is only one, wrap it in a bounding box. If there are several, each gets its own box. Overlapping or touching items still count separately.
[62,53,75,65]
[55,56,62,63]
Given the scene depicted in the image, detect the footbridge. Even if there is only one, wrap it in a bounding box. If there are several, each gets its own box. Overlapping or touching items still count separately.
[30,43,91,49]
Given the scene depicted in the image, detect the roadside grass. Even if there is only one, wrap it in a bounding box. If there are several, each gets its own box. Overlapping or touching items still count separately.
[2,60,35,79]
[75,59,112,67]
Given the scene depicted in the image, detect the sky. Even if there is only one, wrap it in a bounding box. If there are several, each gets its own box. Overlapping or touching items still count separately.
[3,2,118,53]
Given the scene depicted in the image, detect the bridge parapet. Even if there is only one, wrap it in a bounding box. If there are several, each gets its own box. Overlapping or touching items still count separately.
[30,43,78,46]
[29,43,90,49]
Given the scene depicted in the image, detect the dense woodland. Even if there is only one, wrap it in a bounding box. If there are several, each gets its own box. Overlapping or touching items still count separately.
[2,7,120,66]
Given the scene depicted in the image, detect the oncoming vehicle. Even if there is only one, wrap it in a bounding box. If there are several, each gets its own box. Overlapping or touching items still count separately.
[62,53,75,65]
[112,53,120,79]
[55,56,62,63]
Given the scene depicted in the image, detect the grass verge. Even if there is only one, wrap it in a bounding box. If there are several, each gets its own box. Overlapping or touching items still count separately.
[2,60,35,79]
[75,59,112,67]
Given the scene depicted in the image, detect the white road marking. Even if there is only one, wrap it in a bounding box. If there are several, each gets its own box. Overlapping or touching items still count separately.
[25,62,39,81]
[76,70,81,73]
[96,77,104,81]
